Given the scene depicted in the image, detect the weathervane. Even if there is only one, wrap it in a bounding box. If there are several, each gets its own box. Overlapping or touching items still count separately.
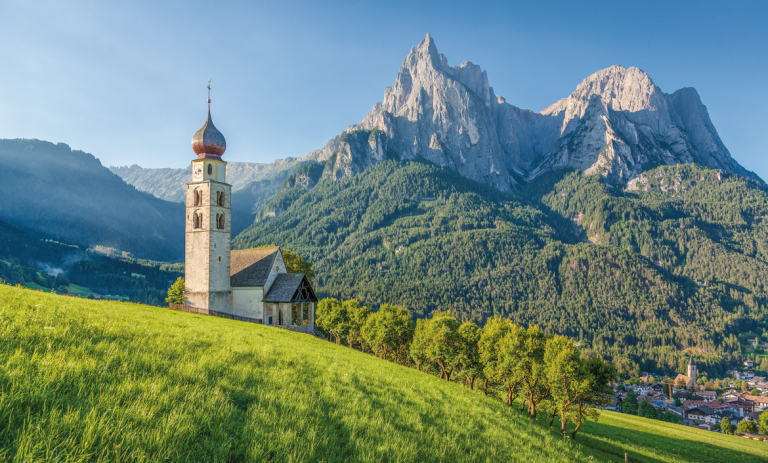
[207,79,212,104]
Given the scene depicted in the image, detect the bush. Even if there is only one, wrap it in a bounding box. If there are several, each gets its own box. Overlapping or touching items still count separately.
[165,277,185,304]
[737,420,758,434]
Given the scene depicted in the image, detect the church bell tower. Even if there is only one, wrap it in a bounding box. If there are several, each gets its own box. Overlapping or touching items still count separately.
[687,357,697,386]
[184,82,232,313]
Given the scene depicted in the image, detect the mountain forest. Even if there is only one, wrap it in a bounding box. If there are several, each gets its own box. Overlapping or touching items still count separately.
[235,157,768,376]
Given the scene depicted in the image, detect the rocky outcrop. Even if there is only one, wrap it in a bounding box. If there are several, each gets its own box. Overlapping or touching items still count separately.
[319,34,760,190]
[342,33,517,191]
[531,65,759,184]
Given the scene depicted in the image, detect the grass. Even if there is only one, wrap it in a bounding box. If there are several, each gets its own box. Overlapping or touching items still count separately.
[21,281,48,291]
[1,285,766,462]
[21,282,95,297]
[66,284,94,297]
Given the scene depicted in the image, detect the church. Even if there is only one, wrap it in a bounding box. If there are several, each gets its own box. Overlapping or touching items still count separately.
[674,358,698,388]
[179,90,317,334]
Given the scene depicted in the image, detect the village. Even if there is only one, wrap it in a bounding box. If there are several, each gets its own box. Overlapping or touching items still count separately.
[613,356,768,438]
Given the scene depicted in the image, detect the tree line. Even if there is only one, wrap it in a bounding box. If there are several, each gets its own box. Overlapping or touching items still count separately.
[315,298,617,439]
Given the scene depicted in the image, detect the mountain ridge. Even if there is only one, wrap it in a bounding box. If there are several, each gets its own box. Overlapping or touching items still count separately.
[109,157,307,203]
[0,138,184,261]
[318,34,760,191]
[113,33,759,206]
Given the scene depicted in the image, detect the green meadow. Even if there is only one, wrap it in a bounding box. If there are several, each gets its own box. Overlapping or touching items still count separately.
[1,285,766,462]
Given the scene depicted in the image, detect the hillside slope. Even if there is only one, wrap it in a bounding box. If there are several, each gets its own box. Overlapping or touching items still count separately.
[0,139,183,261]
[235,160,767,375]
[1,285,766,462]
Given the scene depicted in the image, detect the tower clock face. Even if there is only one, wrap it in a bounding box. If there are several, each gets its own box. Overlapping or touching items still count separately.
[193,164,203,181]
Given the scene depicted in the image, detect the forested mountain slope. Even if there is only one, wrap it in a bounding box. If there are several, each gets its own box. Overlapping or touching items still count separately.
[0,139,184,261]
[0,218,181,305]
[235,160,767,375]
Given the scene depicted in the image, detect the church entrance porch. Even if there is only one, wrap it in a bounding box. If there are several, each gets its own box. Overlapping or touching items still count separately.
[263,274,318,334]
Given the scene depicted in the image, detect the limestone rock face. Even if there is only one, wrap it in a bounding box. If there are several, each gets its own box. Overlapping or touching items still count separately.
[344,33,516,191]
[317,34,760,189]
[531,65,759,184]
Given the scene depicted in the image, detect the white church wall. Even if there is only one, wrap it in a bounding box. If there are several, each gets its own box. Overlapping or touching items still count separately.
[232,287,264,320]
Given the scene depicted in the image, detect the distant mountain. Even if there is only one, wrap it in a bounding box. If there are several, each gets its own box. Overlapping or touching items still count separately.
[310,34,760,190]
[0,139,183,261]
[110,158,306,203]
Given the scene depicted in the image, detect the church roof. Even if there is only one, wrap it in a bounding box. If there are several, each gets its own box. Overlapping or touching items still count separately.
[192,105,226,159]
[688,357,696,366]
[230,247,280,287]
[263,273,318,303]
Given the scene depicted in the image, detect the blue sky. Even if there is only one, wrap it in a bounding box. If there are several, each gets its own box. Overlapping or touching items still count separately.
[1,0,766,179]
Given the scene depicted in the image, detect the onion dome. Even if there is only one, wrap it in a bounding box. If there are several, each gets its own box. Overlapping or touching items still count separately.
[191,104,226,158]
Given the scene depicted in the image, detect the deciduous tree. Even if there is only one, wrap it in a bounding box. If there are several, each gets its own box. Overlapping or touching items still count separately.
[456,321,483,390]
[721,416,733,434]
[622,389,639,415]
[165,277,184,304]
[545,335,587,435]
[479,317,518,404]
[315,298,348,344]
[737,419,758,434]
[362,304,414,364]
[344,300,371,351]
[759,411,768,433]
[568,357,617,439]
[498,325,550,418]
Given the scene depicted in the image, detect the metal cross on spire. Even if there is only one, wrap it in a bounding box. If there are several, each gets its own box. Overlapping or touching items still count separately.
[207,79,212,104]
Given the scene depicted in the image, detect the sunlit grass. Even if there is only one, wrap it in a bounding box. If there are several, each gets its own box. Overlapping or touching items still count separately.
[0,285,766,462]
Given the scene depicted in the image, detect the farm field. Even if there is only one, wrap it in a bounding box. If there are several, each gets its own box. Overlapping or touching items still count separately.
[0,285,766,462]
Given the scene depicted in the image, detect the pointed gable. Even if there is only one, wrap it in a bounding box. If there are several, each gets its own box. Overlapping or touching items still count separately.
[263,273,318,303]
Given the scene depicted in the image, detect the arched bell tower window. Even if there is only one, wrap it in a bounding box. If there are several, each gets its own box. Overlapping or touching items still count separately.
[217,191,224,206]
[207,164,213,175]
[194,189,202,206]
[216,213,225,230]
[193,211,202,229]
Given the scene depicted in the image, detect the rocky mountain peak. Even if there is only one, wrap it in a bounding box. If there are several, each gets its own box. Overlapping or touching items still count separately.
[317,35,760,192]
[543,65,671,135]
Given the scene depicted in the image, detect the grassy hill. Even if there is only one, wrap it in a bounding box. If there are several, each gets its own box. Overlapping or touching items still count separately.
[1,285,766,462]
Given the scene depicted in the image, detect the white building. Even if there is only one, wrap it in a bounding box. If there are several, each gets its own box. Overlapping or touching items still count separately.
[180,90,317,333]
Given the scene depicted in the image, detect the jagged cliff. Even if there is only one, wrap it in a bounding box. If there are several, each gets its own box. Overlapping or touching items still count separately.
[318,34,759,189]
